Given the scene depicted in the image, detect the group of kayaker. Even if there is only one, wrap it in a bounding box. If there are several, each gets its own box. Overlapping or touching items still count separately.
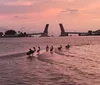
[26,44,70,56]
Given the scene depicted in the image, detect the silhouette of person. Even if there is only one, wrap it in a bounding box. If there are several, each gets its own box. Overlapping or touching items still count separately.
[46,45,49,52]
[26,49,33,56]
[65,44,70,49]
[58,45,62,51]
[32,47,36,56]
[50,46,54,54]
[37,46,40,55]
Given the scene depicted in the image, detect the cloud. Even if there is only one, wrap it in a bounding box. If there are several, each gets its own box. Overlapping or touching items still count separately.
[67,8,79,12]
[42,8,63,16]
[13,16,28,19]
[0,4,33,14]
[60,8,79,15]
[6,1,33,6]
[0,0,59,14]
[0,0,100,32]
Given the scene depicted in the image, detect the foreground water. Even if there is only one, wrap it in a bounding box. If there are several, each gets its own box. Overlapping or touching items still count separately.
[0,36,100,85]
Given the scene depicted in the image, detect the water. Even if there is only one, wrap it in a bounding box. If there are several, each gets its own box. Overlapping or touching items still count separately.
[0,36,100,85]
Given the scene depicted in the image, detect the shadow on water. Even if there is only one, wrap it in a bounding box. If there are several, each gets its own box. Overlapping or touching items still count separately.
[26,56,36,61]
[0,52,26,59]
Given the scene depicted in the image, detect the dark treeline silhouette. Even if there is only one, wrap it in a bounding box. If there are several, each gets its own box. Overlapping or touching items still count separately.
[86,30,100,36]
[18,31,29,37]
[0,32,3,36]
[0,30,31,37]
[5,30,17,36]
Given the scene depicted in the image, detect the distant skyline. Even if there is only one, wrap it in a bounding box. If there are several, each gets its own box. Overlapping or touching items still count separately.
[0,0,100,34]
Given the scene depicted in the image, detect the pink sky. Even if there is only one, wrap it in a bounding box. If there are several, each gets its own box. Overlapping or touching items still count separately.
[0,0,100,33]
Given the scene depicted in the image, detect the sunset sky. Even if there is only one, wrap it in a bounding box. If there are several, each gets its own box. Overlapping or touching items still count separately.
[0,0,100,34]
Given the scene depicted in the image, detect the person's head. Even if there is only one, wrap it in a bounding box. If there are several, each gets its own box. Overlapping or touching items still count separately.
[33,47,35,49]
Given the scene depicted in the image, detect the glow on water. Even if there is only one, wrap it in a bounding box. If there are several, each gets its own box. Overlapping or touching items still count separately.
[0,36,100,85]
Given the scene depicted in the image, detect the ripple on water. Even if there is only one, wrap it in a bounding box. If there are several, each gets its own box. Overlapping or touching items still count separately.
[1,43,100,85]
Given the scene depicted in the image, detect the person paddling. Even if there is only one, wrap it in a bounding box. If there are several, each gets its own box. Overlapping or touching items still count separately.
[50,46,54,54]
[65,44,70,49]
[32,47,36,56]
[58,45,62,51]
[26,49,33,56]
[37,46,40,55]
[46,45,49,52]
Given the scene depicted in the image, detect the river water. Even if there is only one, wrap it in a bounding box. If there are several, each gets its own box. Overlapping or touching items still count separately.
[0,36,100,85]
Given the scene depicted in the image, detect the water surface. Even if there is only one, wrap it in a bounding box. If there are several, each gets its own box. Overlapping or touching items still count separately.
[0,36,100,85]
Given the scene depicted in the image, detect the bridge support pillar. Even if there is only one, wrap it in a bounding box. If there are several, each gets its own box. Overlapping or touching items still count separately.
[59,24,68,36]
[40,24,49,37]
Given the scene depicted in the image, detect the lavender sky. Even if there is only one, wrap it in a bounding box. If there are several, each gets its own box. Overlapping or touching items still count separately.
[0,0,100,33]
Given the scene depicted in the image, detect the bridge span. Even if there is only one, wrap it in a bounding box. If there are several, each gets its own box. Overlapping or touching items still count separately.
[59,24,88,36]
[27,24,49,37]
[65,32,88,34]
[27,23,88,37]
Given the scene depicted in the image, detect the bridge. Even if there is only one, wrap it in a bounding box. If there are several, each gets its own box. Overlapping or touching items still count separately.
[27,24,49,37]
[59,24,88,36]
[27,23,88,37]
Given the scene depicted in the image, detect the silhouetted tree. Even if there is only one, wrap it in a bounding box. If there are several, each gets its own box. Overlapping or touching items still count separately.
[88,30,92,35]
[5,30,17,35]
[0,32,3,36]
[93,30,100,35]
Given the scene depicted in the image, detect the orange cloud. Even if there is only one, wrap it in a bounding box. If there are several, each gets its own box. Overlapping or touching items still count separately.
[42,8,62,16]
